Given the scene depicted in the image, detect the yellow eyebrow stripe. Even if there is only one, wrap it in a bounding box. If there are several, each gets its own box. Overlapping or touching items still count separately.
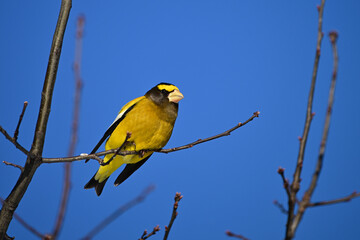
[157,84,179,92]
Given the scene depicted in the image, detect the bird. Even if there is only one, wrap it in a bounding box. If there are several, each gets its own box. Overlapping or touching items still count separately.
[84,83,184,196]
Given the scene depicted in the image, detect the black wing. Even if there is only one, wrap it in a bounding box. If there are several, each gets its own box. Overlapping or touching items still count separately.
[85,103,137,163]
[114,154,152,186]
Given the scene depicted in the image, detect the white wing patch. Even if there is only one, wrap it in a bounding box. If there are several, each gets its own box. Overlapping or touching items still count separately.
[105,96,145,134]
[109,108,127,128]
[104,108,127,134]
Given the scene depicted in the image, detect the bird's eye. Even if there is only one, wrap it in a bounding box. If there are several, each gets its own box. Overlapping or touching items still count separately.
[161,89,168,94]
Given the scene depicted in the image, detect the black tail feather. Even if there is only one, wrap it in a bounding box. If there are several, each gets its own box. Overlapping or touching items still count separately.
[114,155,151,186]
[84,174,109,196]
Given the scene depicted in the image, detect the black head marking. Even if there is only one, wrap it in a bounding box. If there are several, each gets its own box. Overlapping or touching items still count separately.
[145,83,179,105]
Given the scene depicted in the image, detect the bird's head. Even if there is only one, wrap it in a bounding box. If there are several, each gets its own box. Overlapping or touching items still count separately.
[146,83,184,105]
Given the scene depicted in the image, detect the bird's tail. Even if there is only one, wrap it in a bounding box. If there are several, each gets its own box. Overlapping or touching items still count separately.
[84,173,109,196]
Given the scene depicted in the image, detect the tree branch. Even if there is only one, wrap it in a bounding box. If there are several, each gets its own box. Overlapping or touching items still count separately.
[225,230,250,240]
[304,31,339,200]
[139,225,160,240]
[163,192,183,240]
[3,111,260,165]
[161,111,260,153]
[273,200,288,215]
[291,0,326,194]
[285,1,326,239]
[0,126,30,156]
[0,0,72,238]
[290,30,339,234]
[2,161,23,172]
[307,191,360,207]
[81,185,155,240]
[277,167,290,199]
[13,101,28,142]
[2,111,259,165]
[101,132,131,166]
[42,111,260,164]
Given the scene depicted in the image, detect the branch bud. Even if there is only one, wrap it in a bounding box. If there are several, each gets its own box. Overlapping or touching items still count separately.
[277,167,285,174]
[329,31,338,44]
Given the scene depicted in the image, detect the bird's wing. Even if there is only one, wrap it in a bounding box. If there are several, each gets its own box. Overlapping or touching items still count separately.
[114,154,152,186]
[86,96,145,162]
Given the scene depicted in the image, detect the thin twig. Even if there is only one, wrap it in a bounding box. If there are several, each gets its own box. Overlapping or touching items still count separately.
[101,132,131,166]
[307,191,360,207]
[304,31,339,199]
[81,185,155,240]
[0,198,46,239]
[139,225,160,240]
[277,167,290,199]
[225,230,250,240]
[291,30,339,234]
[160,111,260,153]
[51,15,85,240]
[273,200,288,214]
[91,155,104,163]
[0,126,30,156]
[13,101,28,141]
[291,0,326,194]
[0,1,72,238]
[163,192,183,240]
[42,111,260,164]
[2,161,24,171]
[4,111,260,164]
[285,1,326,239]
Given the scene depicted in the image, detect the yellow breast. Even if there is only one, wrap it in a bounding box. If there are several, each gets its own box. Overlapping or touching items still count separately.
[105,97,177,159]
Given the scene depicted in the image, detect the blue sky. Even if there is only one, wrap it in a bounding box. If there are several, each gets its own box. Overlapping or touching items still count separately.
[1,0,360,239]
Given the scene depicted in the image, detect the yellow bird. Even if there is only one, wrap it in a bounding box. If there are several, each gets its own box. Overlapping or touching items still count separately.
[84,83,184,196]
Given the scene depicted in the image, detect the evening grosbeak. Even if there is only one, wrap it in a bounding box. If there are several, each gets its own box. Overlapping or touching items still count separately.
[84,83,184,196]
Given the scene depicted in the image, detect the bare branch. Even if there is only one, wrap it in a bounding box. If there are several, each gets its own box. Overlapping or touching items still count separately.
[0,126,30,156]
[0,198,46,239]
[307,191,360,207]
[305,31,339,198]
[13,101,28,141]
[290,29,339,237]
[42,152,105,164]
[290,0,326,197]
[160,111,260,153]
[139,225,160,240]
[277,167,290,198]
[225,230,250,240]
[285,1,326,239]
[163,192,183,240]
[51,15,85,240]
[273,200,288,215]
[101,132,131,166]
[2,161,23,172]
[0,0,72,238]
[42,111,260,164]
[91,154,104,163]
[81,185,155,240]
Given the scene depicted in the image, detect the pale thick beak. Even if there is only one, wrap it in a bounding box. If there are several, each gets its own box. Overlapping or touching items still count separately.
[168,89,184,103]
